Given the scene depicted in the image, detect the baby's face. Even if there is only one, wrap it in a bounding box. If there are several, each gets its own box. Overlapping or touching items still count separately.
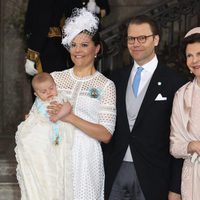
[35,80,57,101]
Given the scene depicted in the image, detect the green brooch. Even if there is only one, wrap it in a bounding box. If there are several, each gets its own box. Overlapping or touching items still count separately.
[88,88,101,99]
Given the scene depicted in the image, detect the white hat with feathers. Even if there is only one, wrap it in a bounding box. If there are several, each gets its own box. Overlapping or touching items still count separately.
[62,8,99,50]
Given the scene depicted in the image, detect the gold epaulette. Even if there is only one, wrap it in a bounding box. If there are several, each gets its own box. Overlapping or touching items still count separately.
[60,15,66,28]
[26,48,43,73]
[26,48,40,62]
[48,27,62,37]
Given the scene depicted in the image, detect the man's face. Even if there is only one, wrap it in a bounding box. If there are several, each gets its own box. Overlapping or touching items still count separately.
[127,23,159,66]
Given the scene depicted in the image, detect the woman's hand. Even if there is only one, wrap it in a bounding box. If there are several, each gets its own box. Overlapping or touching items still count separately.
[47,101,61,115]
[48,101,112,143]
[47,101,72,123]
[168,192,181,200]
[25,114,29,120]
[187,141,200,155]
[47,101,64,121]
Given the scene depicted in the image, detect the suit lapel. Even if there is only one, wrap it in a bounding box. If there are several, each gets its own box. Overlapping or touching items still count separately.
[133,63,165,127]
[117,67,132,132]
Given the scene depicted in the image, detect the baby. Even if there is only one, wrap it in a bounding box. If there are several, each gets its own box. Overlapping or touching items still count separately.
[32,72,71,124]
[15,72,74,199]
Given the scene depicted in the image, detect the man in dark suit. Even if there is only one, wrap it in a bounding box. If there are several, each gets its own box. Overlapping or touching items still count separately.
[103,15,188,200]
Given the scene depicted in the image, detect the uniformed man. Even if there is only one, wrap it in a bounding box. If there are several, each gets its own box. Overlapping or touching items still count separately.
[24,0,110,76]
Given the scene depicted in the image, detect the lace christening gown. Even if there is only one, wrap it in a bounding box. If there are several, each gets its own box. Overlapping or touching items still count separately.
[15,92,74,200]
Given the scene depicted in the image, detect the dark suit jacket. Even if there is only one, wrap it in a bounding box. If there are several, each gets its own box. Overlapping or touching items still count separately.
[24,0,71,73]
[24,0,110,72]
[103,59,188,200]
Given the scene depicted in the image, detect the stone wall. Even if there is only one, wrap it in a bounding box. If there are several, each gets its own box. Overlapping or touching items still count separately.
[0,0,32,157]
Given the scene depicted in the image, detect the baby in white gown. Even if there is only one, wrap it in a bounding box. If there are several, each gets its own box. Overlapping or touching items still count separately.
[15,72,74,200]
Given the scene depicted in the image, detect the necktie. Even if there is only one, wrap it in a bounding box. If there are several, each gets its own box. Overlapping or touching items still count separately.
[132,67,144,97]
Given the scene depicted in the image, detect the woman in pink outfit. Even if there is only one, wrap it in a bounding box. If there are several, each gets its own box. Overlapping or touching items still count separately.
[170,27,200,200]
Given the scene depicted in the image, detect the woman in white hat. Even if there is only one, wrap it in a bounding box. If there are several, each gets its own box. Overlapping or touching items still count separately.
[49,8,116,200]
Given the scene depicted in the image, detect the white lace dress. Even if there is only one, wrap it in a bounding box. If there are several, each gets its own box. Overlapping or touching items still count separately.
[51,68,116,200]
[15,92,74,200]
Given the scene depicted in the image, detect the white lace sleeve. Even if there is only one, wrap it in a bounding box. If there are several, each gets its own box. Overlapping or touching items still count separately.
[99,80,116,134]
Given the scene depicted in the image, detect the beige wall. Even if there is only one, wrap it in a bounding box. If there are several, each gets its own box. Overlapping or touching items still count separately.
[102,0,162,27]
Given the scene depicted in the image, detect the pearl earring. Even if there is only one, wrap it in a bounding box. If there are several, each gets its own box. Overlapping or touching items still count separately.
[94,55,97,58]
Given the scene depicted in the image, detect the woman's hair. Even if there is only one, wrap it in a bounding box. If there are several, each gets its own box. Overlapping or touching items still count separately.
[180,30,200,78]
[91,31,101,46]
[80,30,101,46]
[182,33,200,58]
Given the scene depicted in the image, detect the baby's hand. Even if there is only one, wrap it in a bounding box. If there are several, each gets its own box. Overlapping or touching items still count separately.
[25,114,29,120]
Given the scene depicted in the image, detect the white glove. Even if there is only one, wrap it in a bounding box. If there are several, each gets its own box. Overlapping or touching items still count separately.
[25,59,38,76]
[87,0,100,14]
[191,152,199,163]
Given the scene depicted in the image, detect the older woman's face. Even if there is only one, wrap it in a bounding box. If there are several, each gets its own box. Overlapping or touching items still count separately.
[186,42,200,78]
[69,33,100,68]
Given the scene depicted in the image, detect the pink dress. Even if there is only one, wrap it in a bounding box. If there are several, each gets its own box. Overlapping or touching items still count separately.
[170,79,200,200]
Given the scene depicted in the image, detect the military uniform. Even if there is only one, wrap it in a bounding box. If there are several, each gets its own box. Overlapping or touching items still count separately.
[24,0,110,73]
[24,0,72,73]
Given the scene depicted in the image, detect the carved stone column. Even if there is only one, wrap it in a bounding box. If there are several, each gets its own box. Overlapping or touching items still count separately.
[0,0,32,158]
[0,0,4,137]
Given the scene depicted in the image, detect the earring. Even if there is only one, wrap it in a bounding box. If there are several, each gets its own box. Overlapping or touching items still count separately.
[94,55,97,58]
[190,71,193,74]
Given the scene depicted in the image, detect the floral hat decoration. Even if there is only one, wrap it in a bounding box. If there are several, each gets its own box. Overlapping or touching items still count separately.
[62,7,99,50]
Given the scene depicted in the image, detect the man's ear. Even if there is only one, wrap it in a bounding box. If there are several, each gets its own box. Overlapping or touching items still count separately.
[154,35,160,46]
